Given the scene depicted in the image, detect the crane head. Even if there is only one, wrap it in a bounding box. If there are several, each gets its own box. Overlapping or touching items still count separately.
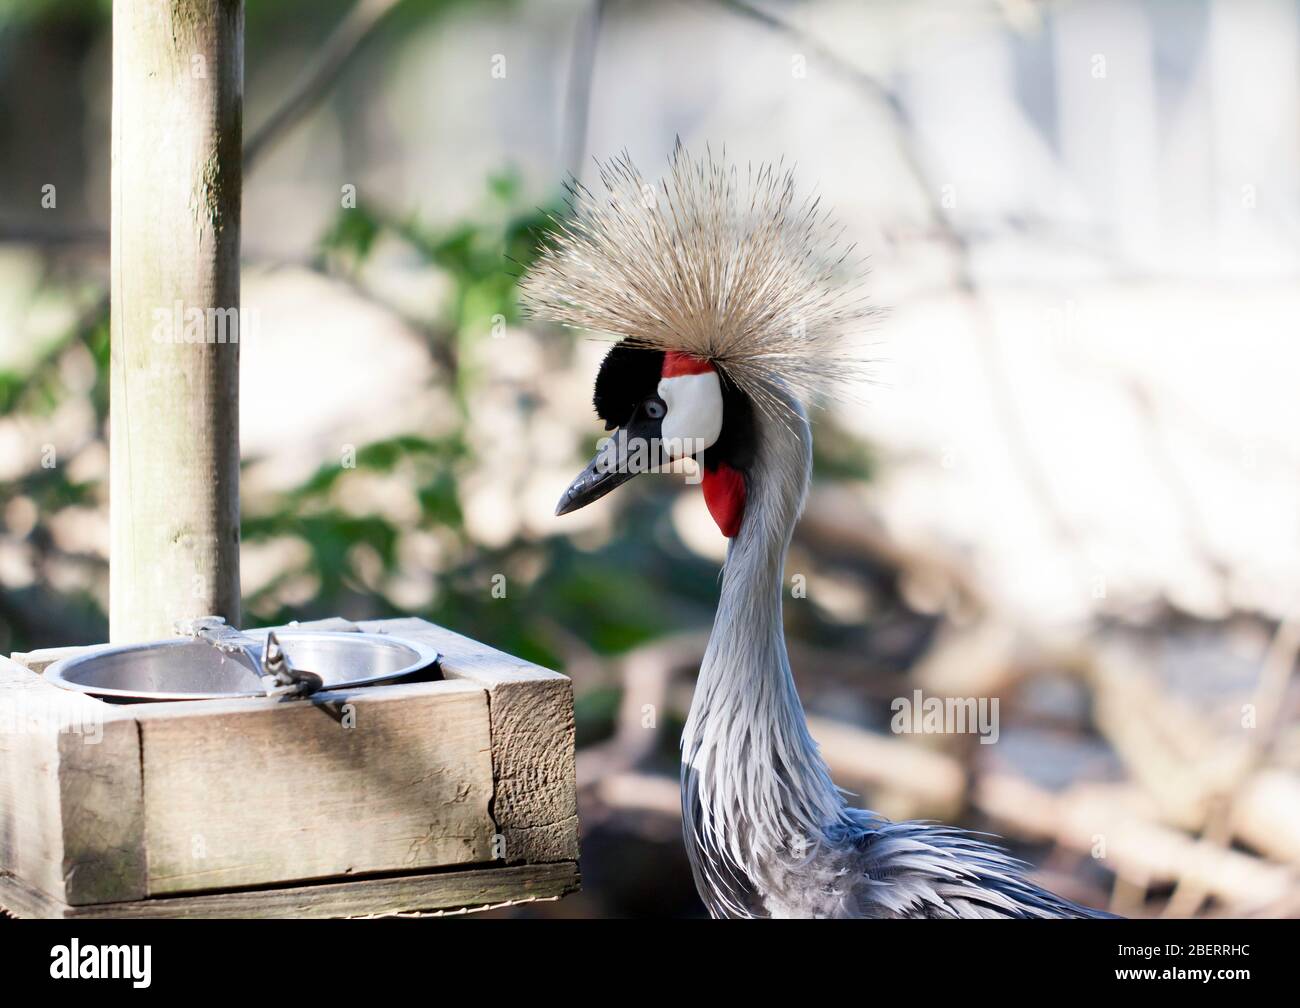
[555,341,755,537]
[525,144,872,538]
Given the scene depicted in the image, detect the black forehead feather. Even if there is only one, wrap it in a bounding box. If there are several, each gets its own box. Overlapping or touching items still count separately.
[593,342,664,430]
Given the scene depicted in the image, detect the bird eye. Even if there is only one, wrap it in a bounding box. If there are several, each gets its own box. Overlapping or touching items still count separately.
[644,398,666,420]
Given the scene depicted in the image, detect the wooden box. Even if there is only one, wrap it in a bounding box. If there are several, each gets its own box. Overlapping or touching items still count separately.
[0,617,578,918]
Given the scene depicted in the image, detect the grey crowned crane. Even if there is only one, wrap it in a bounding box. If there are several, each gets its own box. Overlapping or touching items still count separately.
[522,146,1114,919]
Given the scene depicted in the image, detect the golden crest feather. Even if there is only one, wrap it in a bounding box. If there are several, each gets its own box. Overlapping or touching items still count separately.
[520,142,876,420]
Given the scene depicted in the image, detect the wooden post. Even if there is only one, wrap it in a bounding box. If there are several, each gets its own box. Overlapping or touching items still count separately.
[110,1,243,642]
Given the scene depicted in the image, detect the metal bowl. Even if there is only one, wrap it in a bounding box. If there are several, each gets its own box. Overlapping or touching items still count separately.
[43,631,440,701]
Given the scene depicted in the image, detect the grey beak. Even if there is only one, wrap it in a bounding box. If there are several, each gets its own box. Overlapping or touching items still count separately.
[555,433,643,516]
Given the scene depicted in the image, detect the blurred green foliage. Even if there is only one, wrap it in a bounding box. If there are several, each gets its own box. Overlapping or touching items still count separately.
[0,0,108,30]
[272,178,700,673]
[0,167,710,683]
[0,0,878,767]
[2,173,880,724]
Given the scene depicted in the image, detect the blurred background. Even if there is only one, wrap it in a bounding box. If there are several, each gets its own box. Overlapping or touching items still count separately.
[2,0,1299,917]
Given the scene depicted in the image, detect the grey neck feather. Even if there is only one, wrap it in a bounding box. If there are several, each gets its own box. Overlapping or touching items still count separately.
[681,386,848,900]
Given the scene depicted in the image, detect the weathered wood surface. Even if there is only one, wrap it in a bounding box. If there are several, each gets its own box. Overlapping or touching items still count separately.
[0,656,145,905]
[9,644,93,676]
[135,677,495,895]
[0,861,579,919]
[0,658,67,902]
[2,617,579,916]
[365,618,579,866]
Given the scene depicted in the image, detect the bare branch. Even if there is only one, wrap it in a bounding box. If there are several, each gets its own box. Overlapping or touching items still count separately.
[244,0,404,171]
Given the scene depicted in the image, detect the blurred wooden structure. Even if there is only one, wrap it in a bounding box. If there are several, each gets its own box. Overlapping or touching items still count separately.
[0,618,578,918]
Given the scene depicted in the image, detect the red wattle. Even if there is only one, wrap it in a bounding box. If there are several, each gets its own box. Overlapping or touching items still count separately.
[702,462,746,538]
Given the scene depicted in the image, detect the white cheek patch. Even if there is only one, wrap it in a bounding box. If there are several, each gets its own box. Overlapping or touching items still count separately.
[658,371,724,458]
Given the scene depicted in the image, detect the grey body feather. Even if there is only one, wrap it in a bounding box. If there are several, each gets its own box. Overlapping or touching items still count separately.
[682,386,1111,919]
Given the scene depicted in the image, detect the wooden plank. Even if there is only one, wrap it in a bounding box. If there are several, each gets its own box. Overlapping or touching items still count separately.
[135,677,496,895]
[486,675,580,864]
[365,616,566,687]
[0,660,65,902]
[57,708,145,905]
[1,860,579,919]
[5,617,579,909]
[0,657,145,905]
[9,644,96,675]
[362,618,579,865]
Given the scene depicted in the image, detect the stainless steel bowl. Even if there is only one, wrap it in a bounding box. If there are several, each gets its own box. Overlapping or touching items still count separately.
[43,631,440,701]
